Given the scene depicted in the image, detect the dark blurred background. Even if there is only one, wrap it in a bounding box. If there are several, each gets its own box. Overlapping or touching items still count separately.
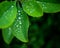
[0,0,60,48]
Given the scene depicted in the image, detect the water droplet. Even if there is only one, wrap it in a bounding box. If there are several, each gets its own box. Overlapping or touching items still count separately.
[14,23,17,26]
[42,3,47,9]
[19,13,21,15]
[7,10,8,12]
[8,32,11,36]
[27,8,30,11]
[16,25,19,27]
[9,28,11,30]
[20,26,21,28]
[30,10,33,14]
[11,5,14,8]
[17,19,19,21]
[8,28,12,35]
[17,30,20,33]
[19,21,22,24]
[18,10,21,13]
[10,14,12,16]
[42,4,45,7]
[18,17,21,20]
[21,15,22,16]
[30,9,35,14]
[37,1,40,3]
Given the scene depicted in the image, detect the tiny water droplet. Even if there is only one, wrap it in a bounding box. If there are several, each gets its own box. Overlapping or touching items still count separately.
[21,15,22,16]
[42,3,47,9]
[10,14,12,16]
[30,11,33,14]
[7,11,8,12]
[19,13,21,15]
[16,25,19,27]
[18,10,21,13]
[17,19,19,21]
[11,5,14,8]
[8,31,11,36]
[19,21,22,24]
[18,17,21,20]
[27,8,30,11]
[17,30,20,33]
[20,26,21,28]
[9,28,11,30]
[8,28,12,35]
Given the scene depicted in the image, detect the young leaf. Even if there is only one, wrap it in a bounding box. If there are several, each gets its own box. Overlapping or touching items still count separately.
[22,1,43,17]
[37,0,60,13]
[12,7,29,42]
[2,27,14,44]
[0,1,17,28]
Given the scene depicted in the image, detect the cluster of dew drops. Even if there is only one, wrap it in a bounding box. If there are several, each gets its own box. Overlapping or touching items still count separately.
[16,10,22,28]
[8,5,23,33]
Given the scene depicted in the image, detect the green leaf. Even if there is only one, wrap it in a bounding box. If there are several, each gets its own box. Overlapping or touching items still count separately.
[22,1,43,17]
[37,0,60,13]
[2,27,14,44]
[0,1,17,28]
[12,7,29,42]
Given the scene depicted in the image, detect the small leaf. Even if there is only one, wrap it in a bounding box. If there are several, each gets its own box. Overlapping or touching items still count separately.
[22,1,43,17]
[2,27,14,44]
[0,1,17,28]
[37,0,60,13]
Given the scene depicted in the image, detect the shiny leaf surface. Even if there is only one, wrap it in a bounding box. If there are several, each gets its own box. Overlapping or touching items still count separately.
[0,1,17,28]
[22,1,43,17]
